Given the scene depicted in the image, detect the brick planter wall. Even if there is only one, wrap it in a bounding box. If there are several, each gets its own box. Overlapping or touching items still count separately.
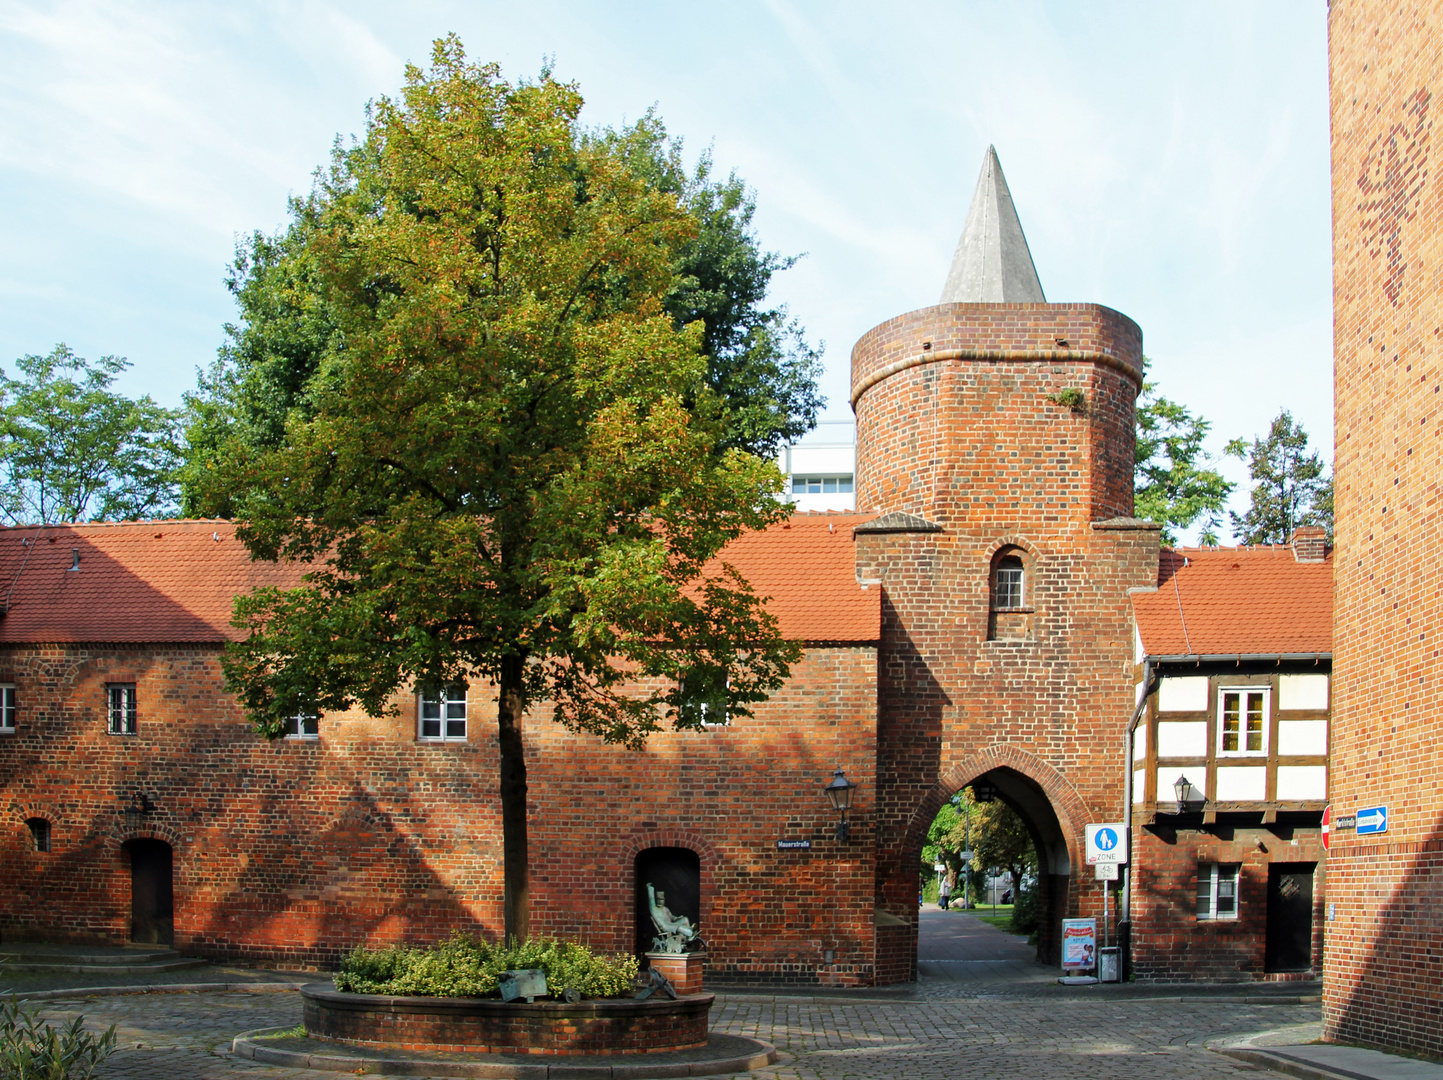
[301,985,713,1055]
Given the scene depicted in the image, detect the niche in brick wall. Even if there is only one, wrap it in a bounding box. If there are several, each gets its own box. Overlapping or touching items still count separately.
[634,846,700,963]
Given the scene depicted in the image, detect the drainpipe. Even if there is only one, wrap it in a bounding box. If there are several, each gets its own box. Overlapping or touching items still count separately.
[1120,656,1156,980]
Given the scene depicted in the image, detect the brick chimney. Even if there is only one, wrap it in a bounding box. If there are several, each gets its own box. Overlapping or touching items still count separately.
[1291,526,1327,563]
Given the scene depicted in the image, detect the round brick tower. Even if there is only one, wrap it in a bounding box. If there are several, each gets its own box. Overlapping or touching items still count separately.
[853,147,1158,983]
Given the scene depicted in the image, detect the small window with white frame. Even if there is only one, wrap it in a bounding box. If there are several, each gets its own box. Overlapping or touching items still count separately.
[418,684,467,742]
[284,710,319,739]
[1218,687,1269,756]
[791,475,854,495]
[0,684,13,731]
[1197,863,1240,920]
[107,684,137,736]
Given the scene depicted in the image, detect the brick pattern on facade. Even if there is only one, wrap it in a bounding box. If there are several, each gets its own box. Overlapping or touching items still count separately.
[1329,0,1443,1056]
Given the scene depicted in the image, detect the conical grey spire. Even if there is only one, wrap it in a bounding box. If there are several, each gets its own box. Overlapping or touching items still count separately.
[939,146,1045,303]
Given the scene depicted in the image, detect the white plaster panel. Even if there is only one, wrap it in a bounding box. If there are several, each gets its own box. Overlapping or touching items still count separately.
[1215,767,1267,801]
[1156,721,1207,758]
[1277,720,1328,756]
[1132,769,1146,805]
[1132,724,1147,759]
[1279,674,1329,712]
[1276,765,1327,800]
[1158,676,1209,713]
[1157,767,1206,800]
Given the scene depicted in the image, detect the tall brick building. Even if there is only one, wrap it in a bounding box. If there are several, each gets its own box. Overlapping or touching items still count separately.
[1327,0,1443,1055]
[1,147,1330,986]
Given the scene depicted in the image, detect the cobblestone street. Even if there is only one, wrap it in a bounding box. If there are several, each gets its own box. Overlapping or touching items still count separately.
[28,986,1320,1080]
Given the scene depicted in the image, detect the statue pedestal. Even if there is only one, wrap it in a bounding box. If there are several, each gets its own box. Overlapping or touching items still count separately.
[646,952,705,995]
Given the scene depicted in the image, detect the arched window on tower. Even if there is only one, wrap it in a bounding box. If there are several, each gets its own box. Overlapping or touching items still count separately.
[988,547,1032,641]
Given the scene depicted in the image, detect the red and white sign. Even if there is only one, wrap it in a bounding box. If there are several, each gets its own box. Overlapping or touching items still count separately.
[1322,804,1331,851]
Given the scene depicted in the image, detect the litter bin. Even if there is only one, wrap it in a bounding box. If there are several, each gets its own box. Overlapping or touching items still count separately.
[1098,946,1119,983]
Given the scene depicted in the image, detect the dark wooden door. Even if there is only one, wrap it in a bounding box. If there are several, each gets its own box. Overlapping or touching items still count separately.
[1265,862,1314,973]
[127,839,174,946]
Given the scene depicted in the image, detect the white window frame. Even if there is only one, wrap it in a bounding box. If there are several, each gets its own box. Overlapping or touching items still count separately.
[1217,686,1270,757]
[790,475,854,495]
[418,684,467,742]
[284,711,319,740]
[993,557,1025,611]
[0,684,13,732]
[1197,862,1240,920]
[107,684,137,736]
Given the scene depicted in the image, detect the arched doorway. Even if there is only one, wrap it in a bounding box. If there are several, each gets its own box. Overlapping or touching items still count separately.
[910,764,1080,981]
[124,839,173,946]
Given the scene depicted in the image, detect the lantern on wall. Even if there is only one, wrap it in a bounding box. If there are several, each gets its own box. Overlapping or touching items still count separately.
[823,768,858,842]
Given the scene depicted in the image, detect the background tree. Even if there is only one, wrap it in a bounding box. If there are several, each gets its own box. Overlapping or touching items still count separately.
[197,39,800,942]
[181,102,822,515]
[921,797,966,896]
[1225,410,1332,544]
[964,797,1037,907]
[0,345,181,525]
[1134,365,1233,544]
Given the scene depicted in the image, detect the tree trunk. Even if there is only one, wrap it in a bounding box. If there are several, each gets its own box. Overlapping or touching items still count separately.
[498,652,529,942]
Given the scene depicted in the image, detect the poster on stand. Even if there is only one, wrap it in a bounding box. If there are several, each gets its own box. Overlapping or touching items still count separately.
[1061,918,1097,971]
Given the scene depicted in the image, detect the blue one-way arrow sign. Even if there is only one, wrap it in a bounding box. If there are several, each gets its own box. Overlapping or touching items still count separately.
[1356,806,1389,835]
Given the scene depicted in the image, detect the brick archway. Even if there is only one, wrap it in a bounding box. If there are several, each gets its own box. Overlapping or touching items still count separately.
[903,743,1090,877]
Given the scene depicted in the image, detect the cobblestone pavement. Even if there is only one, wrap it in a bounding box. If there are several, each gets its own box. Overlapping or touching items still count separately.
[27,986,1320,1080]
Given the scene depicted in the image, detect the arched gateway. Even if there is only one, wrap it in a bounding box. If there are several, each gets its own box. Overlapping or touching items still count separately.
[852,147,1157,984]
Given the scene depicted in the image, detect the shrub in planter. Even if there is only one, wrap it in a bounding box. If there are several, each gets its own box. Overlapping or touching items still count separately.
[333,933,639,1000]
[0,994,117,1080]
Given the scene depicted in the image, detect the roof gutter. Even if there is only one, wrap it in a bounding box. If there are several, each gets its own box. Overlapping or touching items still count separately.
[1120,657,1157,970]
[1145,652,1332,665]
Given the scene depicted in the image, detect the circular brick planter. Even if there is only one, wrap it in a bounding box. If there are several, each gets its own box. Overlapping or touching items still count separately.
[301,984,714,1055]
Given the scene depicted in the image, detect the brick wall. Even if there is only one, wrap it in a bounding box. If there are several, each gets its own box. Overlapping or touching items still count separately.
[851,301,1158,979]
[1131,826,1325,982]
[0,642,878,983]
[1329,0,1443,1055]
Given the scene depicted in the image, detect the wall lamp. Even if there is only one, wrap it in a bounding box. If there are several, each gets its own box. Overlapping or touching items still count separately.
[122,791,153,830]
[972,779,998,804]
[824,768,858,841]
[1173,774,1203,815]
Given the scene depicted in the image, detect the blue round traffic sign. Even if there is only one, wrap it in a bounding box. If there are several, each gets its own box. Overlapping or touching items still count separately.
[1095,827,1117,851]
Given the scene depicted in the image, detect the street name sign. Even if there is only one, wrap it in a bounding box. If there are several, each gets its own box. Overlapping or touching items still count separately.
[1084,823,1128,865]
[776,839,811,850]
[1356,806,1389,835]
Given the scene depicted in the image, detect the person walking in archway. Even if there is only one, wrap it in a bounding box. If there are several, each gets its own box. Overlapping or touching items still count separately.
[939,874,952,911]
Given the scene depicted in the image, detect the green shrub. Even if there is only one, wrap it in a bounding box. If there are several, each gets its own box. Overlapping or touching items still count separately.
[0,995,117,1080]
[1010,884,1040,936]
[333,933,639,1000]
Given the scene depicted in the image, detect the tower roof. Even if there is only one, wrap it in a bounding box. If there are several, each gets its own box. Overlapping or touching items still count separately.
[939,145,1046,303]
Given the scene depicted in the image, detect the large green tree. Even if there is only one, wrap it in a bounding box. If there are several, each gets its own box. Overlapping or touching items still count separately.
[1225,410,1332,544]
[1134,366,1233,545]
[0,345,181,525]
[195,40,801,941]
[180,92,821,515]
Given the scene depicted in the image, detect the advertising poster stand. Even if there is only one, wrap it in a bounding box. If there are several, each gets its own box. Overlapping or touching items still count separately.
[1059,918,1098,985]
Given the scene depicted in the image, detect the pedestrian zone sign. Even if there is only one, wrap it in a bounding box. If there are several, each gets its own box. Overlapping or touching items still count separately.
[1085,823,1128,865]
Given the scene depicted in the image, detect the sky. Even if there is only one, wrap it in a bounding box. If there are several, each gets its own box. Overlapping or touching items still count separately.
[0,1,1333,541]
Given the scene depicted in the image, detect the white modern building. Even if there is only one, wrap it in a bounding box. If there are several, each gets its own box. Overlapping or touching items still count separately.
[776,422,856,511]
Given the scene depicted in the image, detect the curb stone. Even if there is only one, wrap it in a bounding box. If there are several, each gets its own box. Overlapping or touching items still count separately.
[10,981,309,1001]
[231,1027,779,1078]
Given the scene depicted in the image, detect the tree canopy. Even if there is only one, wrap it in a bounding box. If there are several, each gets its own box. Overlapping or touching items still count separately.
[180,83,821,516]
[1226,410,1332,544]
[1133,366,1233,545]
[192,39,802,940]
[0,344,181,525]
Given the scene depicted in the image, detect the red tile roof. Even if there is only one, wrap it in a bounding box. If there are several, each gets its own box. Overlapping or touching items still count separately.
[710,513,881,642]
[0,514,881,646]
[1132,546,1333,657]
[0,520,304,643]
